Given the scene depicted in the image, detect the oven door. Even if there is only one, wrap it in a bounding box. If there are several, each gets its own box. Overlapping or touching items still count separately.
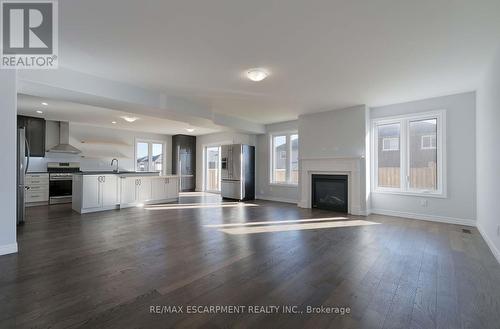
[49,177,73,204]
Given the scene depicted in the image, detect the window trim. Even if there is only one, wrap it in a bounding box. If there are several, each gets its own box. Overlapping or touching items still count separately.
[134,138,166,174]
[371,110,446,198]
[269,131,299,186]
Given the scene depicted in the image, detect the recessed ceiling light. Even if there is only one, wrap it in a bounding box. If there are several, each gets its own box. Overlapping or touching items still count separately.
[36,110,43,114]
[41,102,48,106]
[121,116,138,122]
[246,68,269,82]
[111,121,117,124]
[185,128,195,132]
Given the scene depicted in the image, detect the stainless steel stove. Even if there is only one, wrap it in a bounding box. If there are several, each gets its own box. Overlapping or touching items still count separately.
[47,162,80,204]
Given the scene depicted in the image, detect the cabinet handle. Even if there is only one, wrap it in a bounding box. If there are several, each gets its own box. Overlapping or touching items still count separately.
[139,179,141,186]
[102,176,106,183]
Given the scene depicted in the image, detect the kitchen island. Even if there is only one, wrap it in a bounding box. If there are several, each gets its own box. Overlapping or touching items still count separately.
[72,172,179,213]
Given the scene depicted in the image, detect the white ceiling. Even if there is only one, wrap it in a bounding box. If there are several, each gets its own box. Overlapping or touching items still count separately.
[17,94,222,136]
[55,0,500,124]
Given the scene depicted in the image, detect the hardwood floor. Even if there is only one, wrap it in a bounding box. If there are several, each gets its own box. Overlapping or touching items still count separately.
[1,193,499,328]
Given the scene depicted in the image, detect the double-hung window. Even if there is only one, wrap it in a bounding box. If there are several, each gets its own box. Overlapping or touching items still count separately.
[270,133,299,185]
[372,110,446,196]
[135,139,165,174]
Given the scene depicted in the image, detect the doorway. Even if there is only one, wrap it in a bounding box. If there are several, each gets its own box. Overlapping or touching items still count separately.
[205,146,221,193]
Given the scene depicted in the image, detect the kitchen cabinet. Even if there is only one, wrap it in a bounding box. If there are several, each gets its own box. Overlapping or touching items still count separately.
[172,135,196,192]
[25,173,49,206]
[137,177,152,202]
[120,176,153,206]
[73,174,119,213]
[18,115,46,157]
[151,176,179,200]
[120,176,137,205]
[73,174,179,213]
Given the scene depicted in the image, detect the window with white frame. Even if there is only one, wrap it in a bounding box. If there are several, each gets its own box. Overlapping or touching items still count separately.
[382,137,399,151]
[372,110,446,195]
[135,139,165,173]
[421,134,436,150]
[271,133,299,185]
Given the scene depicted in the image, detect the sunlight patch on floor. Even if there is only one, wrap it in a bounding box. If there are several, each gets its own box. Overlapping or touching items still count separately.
[204,217,349,228]
[218,220,380,235]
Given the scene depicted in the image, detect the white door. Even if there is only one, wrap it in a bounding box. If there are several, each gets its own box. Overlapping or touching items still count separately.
[101,175,118,207]
[167,177,179,199]
[205,146,221,192]
[82,176,101,209]
[151,178,167,200]
[120,177,137,205]
[137,177,152,202]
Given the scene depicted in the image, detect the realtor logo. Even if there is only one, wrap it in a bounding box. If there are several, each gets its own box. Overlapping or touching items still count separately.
[1,0,58,69]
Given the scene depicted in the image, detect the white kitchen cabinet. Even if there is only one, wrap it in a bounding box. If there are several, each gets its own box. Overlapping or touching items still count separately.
[25,173,49,206]
[120,177,137,206]
[151,177,168,200]
[137,177,152,202]
[74,174,119,213]
[81,175,101,209]
[166,177,179,199]
[101,175,118,206]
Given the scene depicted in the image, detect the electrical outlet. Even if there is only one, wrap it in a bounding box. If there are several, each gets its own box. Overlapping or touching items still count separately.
[420,199,428,207]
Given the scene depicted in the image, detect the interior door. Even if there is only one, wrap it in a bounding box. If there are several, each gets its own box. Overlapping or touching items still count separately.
[205,146,221,192]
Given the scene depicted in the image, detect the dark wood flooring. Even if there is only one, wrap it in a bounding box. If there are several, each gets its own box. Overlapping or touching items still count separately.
[1,193,499,329]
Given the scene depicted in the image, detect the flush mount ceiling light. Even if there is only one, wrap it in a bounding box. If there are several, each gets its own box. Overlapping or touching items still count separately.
[41,102,48,106]
[185,128,195,133]
[111,121,117,124]
[121,116,138,123]
[36,110,43,114]
[246,68,269,82]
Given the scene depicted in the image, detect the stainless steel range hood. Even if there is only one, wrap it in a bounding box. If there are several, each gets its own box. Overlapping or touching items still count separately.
[47,122,82,154]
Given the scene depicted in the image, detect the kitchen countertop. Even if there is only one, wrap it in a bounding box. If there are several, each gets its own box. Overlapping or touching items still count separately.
[73,171,179,178]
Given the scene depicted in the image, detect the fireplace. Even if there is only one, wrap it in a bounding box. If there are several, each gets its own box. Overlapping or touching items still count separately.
[311,174,348,213]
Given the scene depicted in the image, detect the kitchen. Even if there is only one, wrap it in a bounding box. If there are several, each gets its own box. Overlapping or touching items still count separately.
[15,95,203,223]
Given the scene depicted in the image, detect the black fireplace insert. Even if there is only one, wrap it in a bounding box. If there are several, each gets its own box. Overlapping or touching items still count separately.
[311,174,348,213]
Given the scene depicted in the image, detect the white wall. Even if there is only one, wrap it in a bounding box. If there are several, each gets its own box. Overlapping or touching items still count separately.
[196,131,257,191]
[28,122,172,173]
[477,49,500,262]
[0,71,17,255]
[299,106,368,159]
[370,92,476,225]
[256,120,299,203]
[298,105,368,212]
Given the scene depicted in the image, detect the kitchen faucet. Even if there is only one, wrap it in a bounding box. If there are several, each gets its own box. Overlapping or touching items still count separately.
[111,158,119,173]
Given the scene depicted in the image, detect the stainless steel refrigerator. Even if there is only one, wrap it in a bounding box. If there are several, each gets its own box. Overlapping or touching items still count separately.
[220,144,255,201]
[17,128,30,225]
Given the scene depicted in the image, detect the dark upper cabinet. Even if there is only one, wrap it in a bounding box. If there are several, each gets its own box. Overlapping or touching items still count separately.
[172,134,196,192]
[17,115,46,157]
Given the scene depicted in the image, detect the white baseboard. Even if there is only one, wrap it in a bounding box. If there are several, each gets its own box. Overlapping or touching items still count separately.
[256,195,298,204]
[370,208,476,227]
[0,243,18,256]
[477,223,500,264]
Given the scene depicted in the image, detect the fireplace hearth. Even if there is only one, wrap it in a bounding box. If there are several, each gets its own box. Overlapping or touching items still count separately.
[311,174,348,213]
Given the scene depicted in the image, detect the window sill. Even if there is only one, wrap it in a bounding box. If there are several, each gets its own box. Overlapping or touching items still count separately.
[372,190,447,199]
[269,183,298,188]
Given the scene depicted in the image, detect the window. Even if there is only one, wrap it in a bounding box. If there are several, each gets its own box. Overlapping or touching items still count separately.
[372,111,445,196]
[421,134,436,150]
[271,133,299,185]
[382,137,399,151]
[135,139,165,173]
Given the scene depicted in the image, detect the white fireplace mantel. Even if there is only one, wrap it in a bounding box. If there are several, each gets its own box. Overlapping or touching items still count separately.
[298,156,368,215]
